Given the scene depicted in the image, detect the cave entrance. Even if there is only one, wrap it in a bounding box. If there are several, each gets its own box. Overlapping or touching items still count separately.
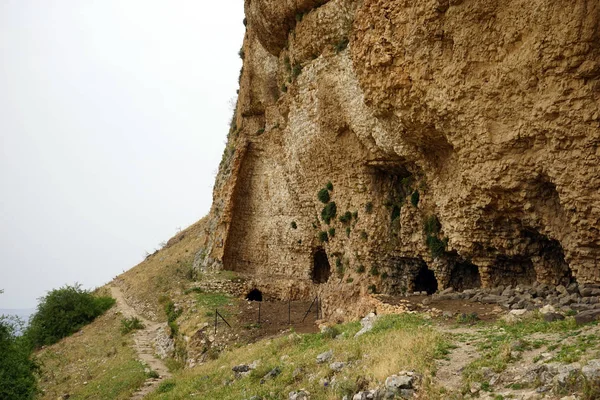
[448,261,481,292]
[414,266,438,294]
[312,248,331,284]
[246,289,263,302]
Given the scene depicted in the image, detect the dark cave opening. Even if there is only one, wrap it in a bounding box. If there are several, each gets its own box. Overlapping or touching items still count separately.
[246,289,263,302]
[448,261,482,292]
[312,248,331,284]
[414,266,438,294]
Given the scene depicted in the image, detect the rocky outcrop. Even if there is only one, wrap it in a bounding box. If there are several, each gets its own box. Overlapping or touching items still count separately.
[196,0,600,321]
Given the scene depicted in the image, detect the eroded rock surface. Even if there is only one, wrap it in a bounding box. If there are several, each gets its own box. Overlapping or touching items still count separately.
[197,0,600,320]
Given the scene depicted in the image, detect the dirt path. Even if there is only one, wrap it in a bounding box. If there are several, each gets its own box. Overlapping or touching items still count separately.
[109,286,171,399]
[434,326,481,393]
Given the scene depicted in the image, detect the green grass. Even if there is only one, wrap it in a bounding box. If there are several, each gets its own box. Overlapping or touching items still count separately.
[462,314,580,386]
[196,293,232,311]
[144,315,450,400]
[37,311,147,400]
[73,359,146,400]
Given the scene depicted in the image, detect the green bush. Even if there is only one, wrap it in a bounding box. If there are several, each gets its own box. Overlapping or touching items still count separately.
[423,215,441,235]
[356,265,365,274]
[120,317,145,335]
[345,227,351,237]
[158,381,176,393]
[292,64,303,78]
[25,284,115,348]
[391,205,401,221]
[369,266,380,276]
[365,202,373,214]
[291,221,298,229]
[339,211,352,223]
[426,235,446,258]
[326,181,334,191]
[317,188,330,204]
[334,38,349,53]
[411,190,420,207]
[318,231,329,243]
[352,211,358,220]
[360,230,368,240]
[165,300,182,337]
[328,227,336,238]
[0,316,38,399]
[321,202,337,224]
[335,258,344,277]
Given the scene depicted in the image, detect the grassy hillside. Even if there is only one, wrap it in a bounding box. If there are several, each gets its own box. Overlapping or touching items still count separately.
[115,218,208,320]
[36,300,146,400]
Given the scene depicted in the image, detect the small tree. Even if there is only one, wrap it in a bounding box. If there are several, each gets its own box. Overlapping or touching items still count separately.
[0,291,38,399]
[25,284,115,348]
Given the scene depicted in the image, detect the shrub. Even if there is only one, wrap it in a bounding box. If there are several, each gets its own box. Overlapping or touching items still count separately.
[339,211,352,223]
[368,284,377,294]
[165,301,182,338]
[120,317,145,335]
[411,190,420,207]
[321,202,337,224]
[426,235,446,258]
[346,277,354,283]
[334,38,349,53]
[25,284,115,348]
[317,188,330,204]
[369,266,380,276]
[391,205,401,221]
[292,63,303,78]
[158,381,176,393]
[345,227,351,237]
[356,265,366,274]
[291,221,298,229]
[365,202,373,213]
[328,227,336,238]
[335,258,344,277]
[326,181,334,191]
[318,231,329,243]
[146,370,160,379]
[360,230,368,240]
[256,128,265,135]
[0,316,38,399]
[381,272,389,279]
[352,211,358,220]
[423,215,441,235]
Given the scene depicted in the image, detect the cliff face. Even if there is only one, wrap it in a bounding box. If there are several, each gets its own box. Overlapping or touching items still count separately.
[196,0,600,320]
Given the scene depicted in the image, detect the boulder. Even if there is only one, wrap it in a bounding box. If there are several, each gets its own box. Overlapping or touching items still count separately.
[355,313,379,338]
[543,312,565,322]
[316,350,333,364]
[582,359,600,381]
[329,362,346,372]
[575,310,600,325]
[289,390,310,400]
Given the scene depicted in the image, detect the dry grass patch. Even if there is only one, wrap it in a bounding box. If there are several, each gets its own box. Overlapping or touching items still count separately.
[116,218,208,320]
[36,308,146,400]
[145,314,451,400]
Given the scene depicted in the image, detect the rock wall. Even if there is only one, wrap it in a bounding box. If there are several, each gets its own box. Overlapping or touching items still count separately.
[196,0,600,321]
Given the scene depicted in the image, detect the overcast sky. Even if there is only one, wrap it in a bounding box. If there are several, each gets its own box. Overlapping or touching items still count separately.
[0,0,245,309]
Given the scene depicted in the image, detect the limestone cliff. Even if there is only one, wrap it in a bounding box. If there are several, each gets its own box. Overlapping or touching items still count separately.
[195,0,600,321]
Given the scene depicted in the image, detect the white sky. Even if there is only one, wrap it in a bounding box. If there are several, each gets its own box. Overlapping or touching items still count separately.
[0,0,245,309]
